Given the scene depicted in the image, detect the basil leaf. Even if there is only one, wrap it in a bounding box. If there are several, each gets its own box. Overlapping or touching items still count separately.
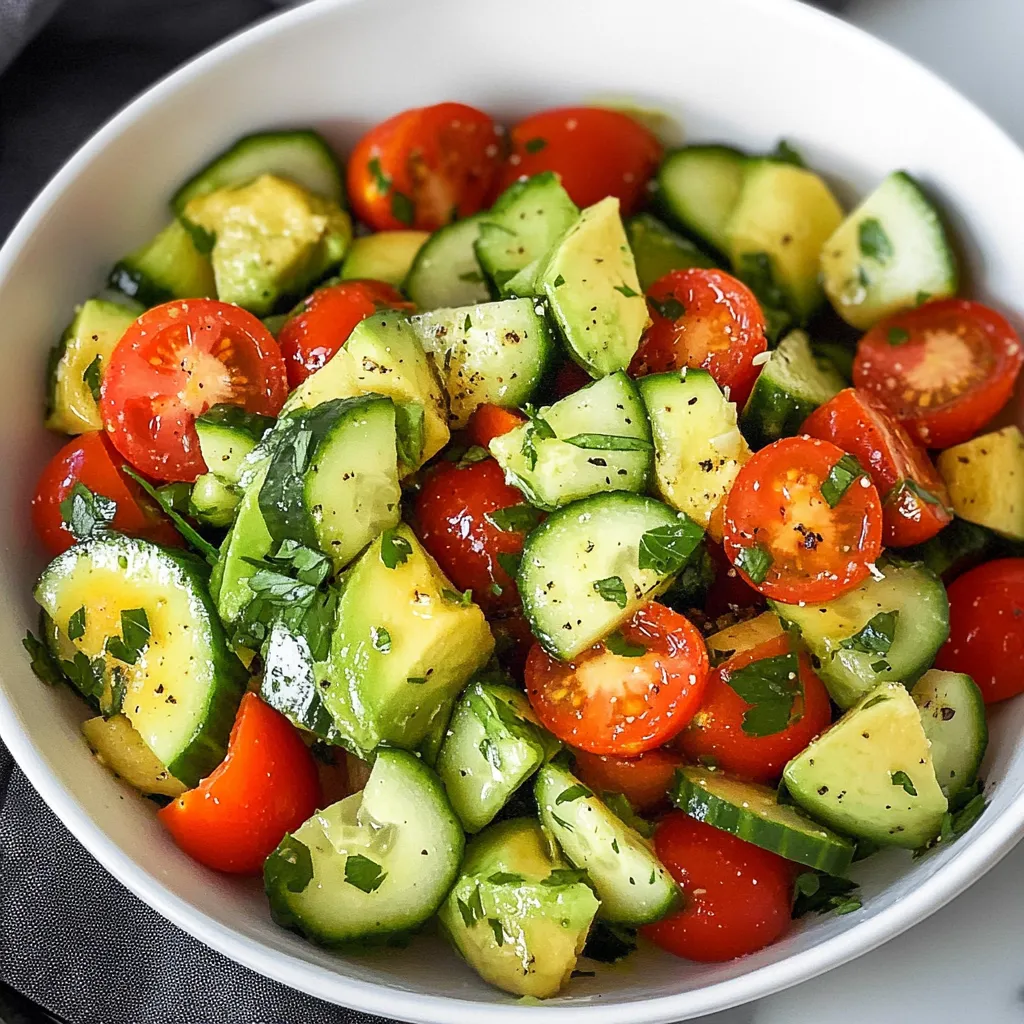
[613,283,640,298]
[344,853,387,893]
[886,478,951,513]
[368,156,390,194]
[858,217,893,264]
[67,606,86,642]
[524,137,547,153]
[379,527,413,569]
[734,543,773,584]
[605,631,646,658]
[890,770,917,797]
[496,550,522,579]
[556,784,593,805]
[592,576,628,608]
[390,190,415,226]
[486,504,545,535]
[649,296,685,321]
[638,519,704,576]
[371,625,392,654]
[122,467,218,565]
[266,834,315,895]
[561,433,653,452]
[723,651,799,737]
[840,610,898,656]
[82,355,103,403]
[820,453,866,508]
[59,482,117,542]
[887,326,910,346]
[792,871,862,918]
[22,630,64,687]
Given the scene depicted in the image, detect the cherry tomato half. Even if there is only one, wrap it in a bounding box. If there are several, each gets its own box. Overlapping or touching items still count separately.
[348,102,502,232]
[553,360,593,399]
[496,107,662,215]
[31,432,180,556]
[629,269,768,408]
[678,634,832,783]
[465,404,526,450]
[413,458,528,614]
[525,602,709,756]
[722,436,884,603]
[703,540,765,622]
[159,694,321,875]
[853,299,1023,449]
[802,388,952,547]
[100,299,287,483]
[641,812,795,962]
[278,279,415,389]
[571,747,683,813]
[935,558,1024,704]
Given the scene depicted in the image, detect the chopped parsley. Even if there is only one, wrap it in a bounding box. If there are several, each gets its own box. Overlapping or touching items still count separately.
[67,606,86,642]
[344,853,387,893]
[605,631,646,658]
[524,137,547,153]
[723,651,800,737]
[858,217,893,264]
[592,576,628,609]
[840,610,898,656]
[820,453,866,508]
[371,625,392,654]
[562,433,653,452]
[613,283,640,298]
[485,503,545,533]
[735,543,773,584]
[379,527,413,569]
[555,784,593,805]
[59,483,116,543]
[638,519,704,576]
[890,770,917,797]
[649,295,685,321]
[886,326,910,346]
[82,355,103,403]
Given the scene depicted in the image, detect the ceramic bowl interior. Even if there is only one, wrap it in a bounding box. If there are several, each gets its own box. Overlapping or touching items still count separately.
[0,0,1022,1021]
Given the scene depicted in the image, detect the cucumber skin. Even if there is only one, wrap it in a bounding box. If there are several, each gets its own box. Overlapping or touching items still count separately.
[741,378,820,451]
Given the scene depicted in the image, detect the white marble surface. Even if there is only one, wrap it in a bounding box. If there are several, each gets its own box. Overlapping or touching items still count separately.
[703,3,1024,1021]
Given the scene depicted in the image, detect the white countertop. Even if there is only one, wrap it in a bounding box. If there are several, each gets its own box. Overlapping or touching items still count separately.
[706,3,1024,1021]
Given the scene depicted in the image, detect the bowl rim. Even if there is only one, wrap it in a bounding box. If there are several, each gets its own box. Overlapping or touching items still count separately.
[3,0,1024,1020]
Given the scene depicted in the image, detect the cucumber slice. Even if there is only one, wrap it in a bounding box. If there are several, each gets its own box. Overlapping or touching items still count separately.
[656,145,747,256]
[35,534,246,787]
[672,766,855,874]
[436,678,553,833]
[474,173,579,295]
[636,369,751,531]
[265,749,463,947]
[488,371,652,510]
[81,714,186,798]
[740,330,845,450]
[108,220,216,307]
[190,474,239,529]
[340,230,428,288]
[409,298,557,428]
[172,129,344,213]
[195,404,274,485]
[772,560,949,708]
[404,214,490,310]
[626,213,716,291]
[518,492,698,660]
[821,171,958,330]
[538,197,647,378]
[912,669,988,801]
[535,762,679,926]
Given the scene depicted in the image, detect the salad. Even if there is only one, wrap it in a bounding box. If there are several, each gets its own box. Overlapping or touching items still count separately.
[23,100,1024,998]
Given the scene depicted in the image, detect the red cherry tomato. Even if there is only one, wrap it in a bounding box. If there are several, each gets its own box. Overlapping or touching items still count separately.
[935,558,1024,704]
[278,280,415,389]
[572,747,683,813]
[553,360,593,399]
[31,432,180,556]
[100,299,287,483]
[678,634,833,783]
[722,436,884,603]
[465,404,527,450]
[525,603,709,756]
[490,609,535,681]
[802,388,952,548]
[496,107,662,215]
[629,269,768,408]
[348,102,502,231]
[852,299,1023,449]
[413,458,528,614]
[641,812,795,962]
[703,540,765,622]
[159,694,321,875]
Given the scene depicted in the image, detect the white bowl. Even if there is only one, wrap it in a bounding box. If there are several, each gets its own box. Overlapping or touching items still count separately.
[1,0,1023,1020]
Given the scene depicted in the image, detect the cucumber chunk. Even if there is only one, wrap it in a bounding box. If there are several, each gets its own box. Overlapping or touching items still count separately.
[773,560,949,708]
[626,213,716,291]
[488,371,652,510]
[740,330,845,450]
[404,214,490,310]
[656,145,747,255]
[912,669,988,801]
[821,171,958,330]
[265,749,463,947]
[409,298,556,428]
[35,534,246,787]
[937,426,1024,541]
[538,197,647,377]
[81,714,186,798]
[671,766,854,874]
[783,682,947,849]
[475,173,579,295]
[340,230,428,288]
[108,220,216,308]
[535,762,679,926]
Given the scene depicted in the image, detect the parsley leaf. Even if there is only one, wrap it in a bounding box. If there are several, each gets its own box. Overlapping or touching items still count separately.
[60,650,106,702]
[380,528,413,569]
[519,405,556,471]
[770,139,806,167]
[390,191,415,226]
[524,137,547,153]
[649,295,686,321]
[638,519,704,576]
[593,576,628,608]
[266,834,314,895]
[723,651,800,737]
[485,504,545,533]
[582,921,637,963]
[67,606,86,642]
[552,274,566,287]
[488,918,505,946]
[371,625,392,654]
[840,610,899,656]
[368,156,390,194]
[605,631,646,658]
[887,326,910,346]
[890,770,917,796]
[22,630,64,687]
[820,453,866,508]
[487,872,524,885]
[122,467,218,565]
[59,483,117,543]
[792,872,862,918]
[542,867,589,887]
[457,885,485,927]
[556,784,593,804]
[496,550,522,579]
[858,217,894,264]
[614,283,640,298]
[561,433,653,452]
[104,608,151,666]
[442,587,473,607]
[344,854,387,893]
[82,355,103,403]
[735,543,772,584]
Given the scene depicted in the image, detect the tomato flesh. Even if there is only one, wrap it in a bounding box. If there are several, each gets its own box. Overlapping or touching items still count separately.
[348,102,502,232]
[678,634,832,783]
[722,435,883,603]
[853,299,1023,449]
[278,279,415,388]
[465,404,526,450]
[525,603,709,756]
[100,299,287,482]
[935,558,1024,704]
[641,812,795,962]
[31,432,180,556]
[159,694,321,875]
[571,747,682,813]
[629,268,767,408]
[802,387,952,547]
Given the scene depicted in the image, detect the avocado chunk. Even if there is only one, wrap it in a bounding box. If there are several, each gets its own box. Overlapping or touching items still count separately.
[538,196,648,377]
[438,818,600,999]
[937,426,1024,541]
[340,229,428,287]
[184,173,352,315]
[321,525,494,757]
[784,681,947,849]
[82,714,186,798]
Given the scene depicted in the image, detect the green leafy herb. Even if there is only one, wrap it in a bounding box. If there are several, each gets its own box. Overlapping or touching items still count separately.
[463,314,473,332]
[870,659,891,673]
[344,853,387,893]
[380,527,413,569]
[407,676,428,685]
[735,543,773,584]
[368,156,390,194]
[770,139,805,167]
[887,326,910,346]
[552,274,566,288]
[582,921,637,963]
[888,478,951,514]
[858,217,893,264]
[22,631,64,687]
[453,444,490,468]
[60,651,106,702]
[556,784,593,805]
[443,587,473,607]
[485,503,545,533]
[487,872,524,885]
[723,651,800,737]
[542,867,589,887]
[487,918,505,946]
[524,137,547,153]
[105,608,151,666]
[820,453,866,508]
[372,626,392,654]
[394,401,425,469]
[519,405,556,471]
[840,610,898,656]
[59,482,116,542]
[266,835,314,894]
[602,791,654,838]
[792,872,862,918]
[592,576,628,609]
[122,467,218,565]
[890,770,917,796]
[390,191,415,226]
[605,631,646,658]
[638,519,704,576]
[67,607,86,642]
[105,667,128,719]
[562,433,653,452]
[496,551,522,579]
[82,355,103,402]
[551,814,575,832]
[456,885,484,927]
[916,290,932,306]
[613,283,640,298]
[649,296,685,321]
